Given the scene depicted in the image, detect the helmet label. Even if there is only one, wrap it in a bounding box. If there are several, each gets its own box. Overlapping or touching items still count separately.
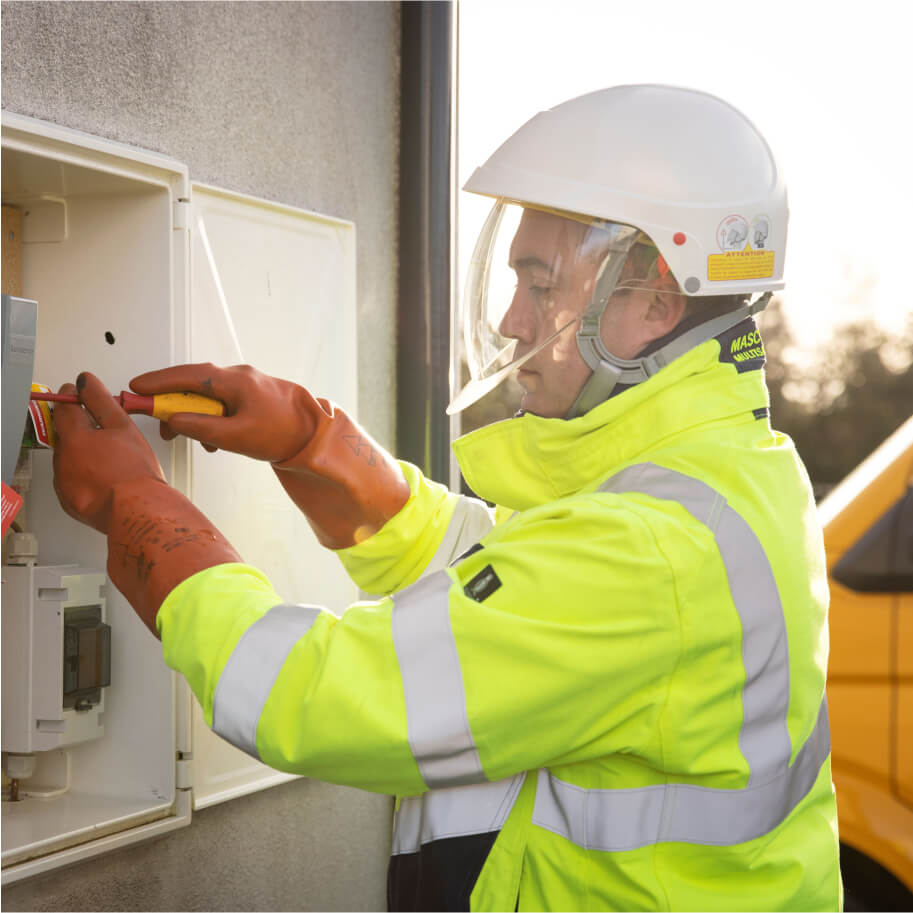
[708,214,775,281]
[707,249,776,281]
[717,215,749,251]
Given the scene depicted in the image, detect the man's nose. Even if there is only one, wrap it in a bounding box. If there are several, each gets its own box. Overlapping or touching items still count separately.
[498,289,537,343]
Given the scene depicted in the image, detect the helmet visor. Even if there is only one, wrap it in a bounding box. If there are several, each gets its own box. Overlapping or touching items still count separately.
[449,200,641,416]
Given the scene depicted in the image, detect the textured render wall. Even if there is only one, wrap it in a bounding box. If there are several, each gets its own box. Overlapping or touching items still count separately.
[0,0,400,451]
[4,779,389,912]
[1,2,399,910]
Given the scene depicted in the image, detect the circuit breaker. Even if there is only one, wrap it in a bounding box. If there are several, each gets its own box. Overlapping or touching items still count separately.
[2,566,109,755]
[1,111,358,882]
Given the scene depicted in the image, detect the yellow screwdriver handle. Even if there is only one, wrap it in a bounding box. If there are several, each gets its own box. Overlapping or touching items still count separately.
[151,392,225,421]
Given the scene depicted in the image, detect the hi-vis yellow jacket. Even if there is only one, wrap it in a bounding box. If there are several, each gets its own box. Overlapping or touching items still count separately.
[158,317,841,912]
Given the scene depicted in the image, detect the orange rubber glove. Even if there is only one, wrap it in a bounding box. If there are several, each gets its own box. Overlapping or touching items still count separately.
[130,364,411,549]
[52,373,242,634]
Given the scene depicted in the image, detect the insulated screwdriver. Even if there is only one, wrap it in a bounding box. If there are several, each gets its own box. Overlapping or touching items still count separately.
[30,390,225,421]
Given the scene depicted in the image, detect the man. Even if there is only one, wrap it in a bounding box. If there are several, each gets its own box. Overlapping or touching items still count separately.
[52,85,841,911]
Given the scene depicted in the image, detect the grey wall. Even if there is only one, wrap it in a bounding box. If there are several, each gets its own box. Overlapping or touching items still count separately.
[1,0,400,450]
[1,2,400,909]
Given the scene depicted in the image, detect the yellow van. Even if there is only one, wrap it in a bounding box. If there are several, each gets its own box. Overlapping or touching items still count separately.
[818,414,913,909]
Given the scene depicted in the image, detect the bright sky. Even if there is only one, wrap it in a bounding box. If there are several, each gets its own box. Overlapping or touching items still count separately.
[457,0,912,353]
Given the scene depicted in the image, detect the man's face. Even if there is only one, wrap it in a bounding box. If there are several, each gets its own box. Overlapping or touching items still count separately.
[498,209,596,418]
[500,208,644,418]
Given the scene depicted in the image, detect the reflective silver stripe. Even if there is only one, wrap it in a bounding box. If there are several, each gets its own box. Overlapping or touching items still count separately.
[212,603,322,758]
[392,772,525,855]
[533,699,829,850]
[599,462,791,783]
[425,496,496,576]
[392,570,486,788]
[530,461,827,848]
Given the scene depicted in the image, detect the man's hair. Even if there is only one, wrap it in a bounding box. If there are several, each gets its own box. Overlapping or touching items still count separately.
[638,292,751,360]
[682,294,750,322]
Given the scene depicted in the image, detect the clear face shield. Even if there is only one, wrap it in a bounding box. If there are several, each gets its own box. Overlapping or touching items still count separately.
[449,200,654,419]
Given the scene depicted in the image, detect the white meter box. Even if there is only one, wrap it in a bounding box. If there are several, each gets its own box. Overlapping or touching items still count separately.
[1,113,358,882]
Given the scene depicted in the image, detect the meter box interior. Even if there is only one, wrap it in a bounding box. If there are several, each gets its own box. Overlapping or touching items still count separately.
[1,112,358,882]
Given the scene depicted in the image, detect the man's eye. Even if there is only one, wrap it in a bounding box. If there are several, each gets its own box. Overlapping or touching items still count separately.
[529,285,553,296]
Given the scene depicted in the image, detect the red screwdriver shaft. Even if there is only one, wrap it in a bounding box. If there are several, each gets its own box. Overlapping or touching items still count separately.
[30,391,156,414]
[29,390,224,420]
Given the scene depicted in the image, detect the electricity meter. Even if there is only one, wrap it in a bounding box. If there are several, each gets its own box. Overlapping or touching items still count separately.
[1,566,109,753]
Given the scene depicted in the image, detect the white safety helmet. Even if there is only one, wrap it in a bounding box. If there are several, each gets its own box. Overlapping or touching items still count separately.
[449,84,788,417]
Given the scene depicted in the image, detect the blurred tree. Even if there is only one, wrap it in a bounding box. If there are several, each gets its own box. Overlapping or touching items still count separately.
[760,297,913,490]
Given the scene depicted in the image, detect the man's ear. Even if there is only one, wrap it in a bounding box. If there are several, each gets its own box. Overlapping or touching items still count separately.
[645,280,687,337]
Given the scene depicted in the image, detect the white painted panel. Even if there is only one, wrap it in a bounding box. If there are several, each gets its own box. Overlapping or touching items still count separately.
[188,184,358,807]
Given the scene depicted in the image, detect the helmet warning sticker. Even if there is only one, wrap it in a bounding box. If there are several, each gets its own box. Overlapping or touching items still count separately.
[708,213,775,281]
[717,215,749,251]
[707,249,775,281]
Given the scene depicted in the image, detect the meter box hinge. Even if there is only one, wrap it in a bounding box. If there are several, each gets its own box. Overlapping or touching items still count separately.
[173,199,190,232]
[176,752,193,791]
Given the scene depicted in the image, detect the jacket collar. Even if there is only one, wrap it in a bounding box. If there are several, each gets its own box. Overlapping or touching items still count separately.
[452,337,769,511]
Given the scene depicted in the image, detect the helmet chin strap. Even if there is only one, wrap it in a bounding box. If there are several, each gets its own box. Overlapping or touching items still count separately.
[567,271,773,418]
